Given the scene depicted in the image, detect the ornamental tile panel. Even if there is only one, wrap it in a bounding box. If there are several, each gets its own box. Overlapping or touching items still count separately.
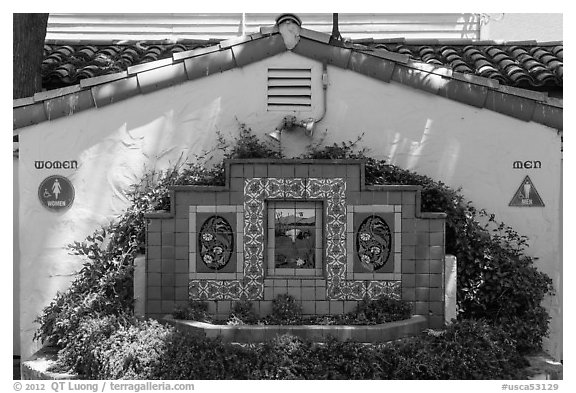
[327,282,345,300]
[367,280,402,300]
[326,239,346,261]
[244,200,264,216]
[328,263,347,280]
[305,178,330,199]
[339,281,367,300]
[244,178,266,197]
[189,279,253,300]
[188,280,203,299]
[197,215,235,271]
[356,215,393,272]
[206,282,224,299]
[345,281,368,300]
[283,178,306,199]
[187,175,414,303]
[222,280,244,300]
[244,262,264,279]
[244,281,263,299]
[329,181,346,198]
[264,178,283,199]
[326,217,347,239]
[244,242,264,257]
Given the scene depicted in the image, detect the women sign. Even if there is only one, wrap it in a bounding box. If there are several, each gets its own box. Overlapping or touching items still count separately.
[38,175,75,211]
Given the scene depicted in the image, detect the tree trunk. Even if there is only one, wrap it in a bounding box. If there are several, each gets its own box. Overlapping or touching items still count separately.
[13,13,49,99]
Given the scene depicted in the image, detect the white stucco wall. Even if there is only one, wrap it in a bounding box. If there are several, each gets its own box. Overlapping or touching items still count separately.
[18,51,562,359]
[481,13,563,41]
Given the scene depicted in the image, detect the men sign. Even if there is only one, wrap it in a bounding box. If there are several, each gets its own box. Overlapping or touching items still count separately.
[38,175,75,211]
[509,176,544,207]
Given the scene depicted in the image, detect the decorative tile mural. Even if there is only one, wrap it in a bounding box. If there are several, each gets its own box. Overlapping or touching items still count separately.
[147,161,445,327]
[356,215,392,272]
[189,176,402,301]
[198,216,235,270]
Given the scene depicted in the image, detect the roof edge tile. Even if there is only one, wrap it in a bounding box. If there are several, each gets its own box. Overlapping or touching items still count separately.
[544,97,563,108]
[405,60,453,78]
[79,71,129,89]
[496,85,548,102]
[391,65,446,95]
[485,90,536,122]
[299,28,331,44]
[33,85,82,103]
[44,89,95,121]
[127,57,174,75]
[219,34,254,50]
[452,71,500,89]
[293,37,352,69]
[357,48,409,64]
[13,96,35,108]
[439,79,488,108]
[248,32,265,41]
[172,44,222,62]
[231,34,286,67]
[91,76,139,108]
[348,51,395,83]
[137,63,187,94]
[184,48,236,80]
[13,102,47,129]
[533,102,563,130]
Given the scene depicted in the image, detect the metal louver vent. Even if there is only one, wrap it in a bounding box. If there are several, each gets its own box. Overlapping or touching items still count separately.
[267,68,312,111]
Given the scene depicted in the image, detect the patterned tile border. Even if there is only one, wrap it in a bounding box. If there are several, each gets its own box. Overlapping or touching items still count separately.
[189,177,401,300]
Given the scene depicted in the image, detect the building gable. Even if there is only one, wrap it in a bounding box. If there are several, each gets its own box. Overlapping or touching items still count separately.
[13,22,563,132]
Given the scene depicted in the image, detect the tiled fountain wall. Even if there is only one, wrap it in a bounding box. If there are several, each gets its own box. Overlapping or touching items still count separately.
[145,159,446,328]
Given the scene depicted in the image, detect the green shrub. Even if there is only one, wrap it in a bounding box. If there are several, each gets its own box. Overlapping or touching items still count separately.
[150,331,260,380]
[388,319,528,379]
[263,294,303,325]
[93,319,175,380]
[254,334,315,379]
[54,316,175,379]
[54,315,530,379]
[33,231,134,348]
[172,300,214,323]
[53,315,127,376]
[352,296,413,324]
[228,300,259,325]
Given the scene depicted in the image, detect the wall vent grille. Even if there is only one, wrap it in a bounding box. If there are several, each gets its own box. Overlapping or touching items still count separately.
[267,68,312,111]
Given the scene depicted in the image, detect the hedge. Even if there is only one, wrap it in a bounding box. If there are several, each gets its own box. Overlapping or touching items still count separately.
[56,317,528,380]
